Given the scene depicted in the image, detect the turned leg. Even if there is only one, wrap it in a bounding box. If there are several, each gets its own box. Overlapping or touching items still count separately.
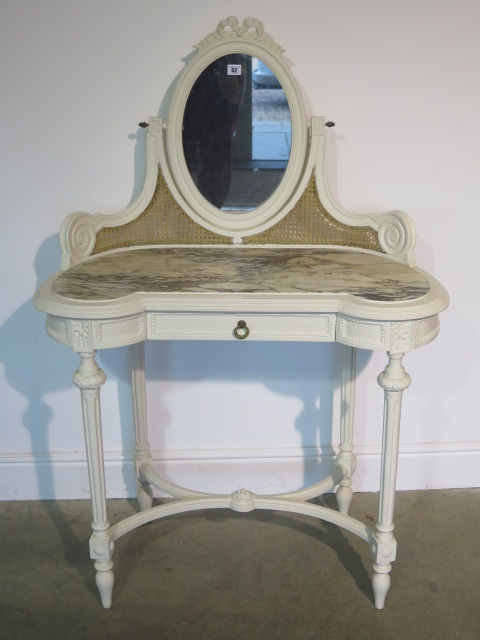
[73,351,114,609]
[372,352,411,609]
[131,342,153,510]
[336,345,357,515]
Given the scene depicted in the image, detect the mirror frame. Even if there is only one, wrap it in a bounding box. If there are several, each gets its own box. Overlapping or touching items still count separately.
[166,17,307,234]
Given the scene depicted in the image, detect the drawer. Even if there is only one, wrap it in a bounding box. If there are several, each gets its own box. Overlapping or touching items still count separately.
[148,312,335,342]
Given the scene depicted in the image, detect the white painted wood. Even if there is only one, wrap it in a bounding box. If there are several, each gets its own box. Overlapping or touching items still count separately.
[148,312,336,341]
[139,461,346,502]
[72,352,114,609]
[39,305,446,355]
[31,16,449,610]
[372,352,411,609]
[336,345,357,515]
[131,343,153,511]
[109,495,375,546]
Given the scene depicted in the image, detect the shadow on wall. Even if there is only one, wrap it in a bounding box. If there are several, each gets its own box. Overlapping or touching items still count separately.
[0,235,136,501]
[0,235,74,497]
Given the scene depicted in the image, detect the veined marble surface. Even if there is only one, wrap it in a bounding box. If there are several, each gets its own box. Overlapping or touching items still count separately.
[52,247,431,302]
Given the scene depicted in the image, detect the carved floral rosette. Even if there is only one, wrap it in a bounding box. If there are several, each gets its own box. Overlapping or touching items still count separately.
[230,488,256,512]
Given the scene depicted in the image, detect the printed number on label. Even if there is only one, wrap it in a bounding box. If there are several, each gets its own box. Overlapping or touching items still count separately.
[227,65,242,76]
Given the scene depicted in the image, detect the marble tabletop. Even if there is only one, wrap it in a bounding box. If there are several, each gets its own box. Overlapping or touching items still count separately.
[51,247,431,303]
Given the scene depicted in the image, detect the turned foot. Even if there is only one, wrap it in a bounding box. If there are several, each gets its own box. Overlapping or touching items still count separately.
[95,560,114,609]
[336,481,353,515]
[137,482,153,511]
[372,563,391,609]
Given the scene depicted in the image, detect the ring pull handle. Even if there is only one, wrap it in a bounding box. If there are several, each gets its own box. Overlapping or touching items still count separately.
[233,320,249,340]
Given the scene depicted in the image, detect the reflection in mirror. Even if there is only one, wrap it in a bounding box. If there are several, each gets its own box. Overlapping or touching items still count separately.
[182,54,292,212]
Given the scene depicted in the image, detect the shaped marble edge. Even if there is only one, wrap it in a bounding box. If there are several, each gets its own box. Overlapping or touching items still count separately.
[34,262,448,328]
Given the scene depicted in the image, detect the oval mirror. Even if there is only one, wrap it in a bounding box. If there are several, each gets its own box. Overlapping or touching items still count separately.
[165,17,307,235]
[182,54,292,212]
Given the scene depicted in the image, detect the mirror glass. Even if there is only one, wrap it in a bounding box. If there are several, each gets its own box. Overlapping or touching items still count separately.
[182,54,292,212]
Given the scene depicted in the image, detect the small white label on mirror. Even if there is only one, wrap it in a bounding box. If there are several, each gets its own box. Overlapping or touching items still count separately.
[227,64,242,76]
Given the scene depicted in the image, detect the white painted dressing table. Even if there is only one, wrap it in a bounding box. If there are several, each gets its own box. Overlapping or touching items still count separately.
[34,17,449,610]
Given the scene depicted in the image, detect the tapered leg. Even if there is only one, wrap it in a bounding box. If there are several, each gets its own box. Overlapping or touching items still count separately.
[372,352,411,609]
[73,351,114,609]
[131,342,153,510]
[336,345,357,515]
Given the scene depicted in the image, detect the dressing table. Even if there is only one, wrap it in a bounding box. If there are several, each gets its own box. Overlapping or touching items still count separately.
[34,17,449,610]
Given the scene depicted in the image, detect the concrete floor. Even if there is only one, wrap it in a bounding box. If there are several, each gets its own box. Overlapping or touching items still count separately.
[1,489,479,640]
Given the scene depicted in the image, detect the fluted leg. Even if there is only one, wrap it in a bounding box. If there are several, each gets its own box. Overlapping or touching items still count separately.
[73,351,114,609]
[336,345,357,515]
[372,352,411,609]
[131,343,153,510]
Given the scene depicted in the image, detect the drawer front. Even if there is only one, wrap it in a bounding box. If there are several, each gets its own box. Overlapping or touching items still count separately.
[148,312,335,342]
